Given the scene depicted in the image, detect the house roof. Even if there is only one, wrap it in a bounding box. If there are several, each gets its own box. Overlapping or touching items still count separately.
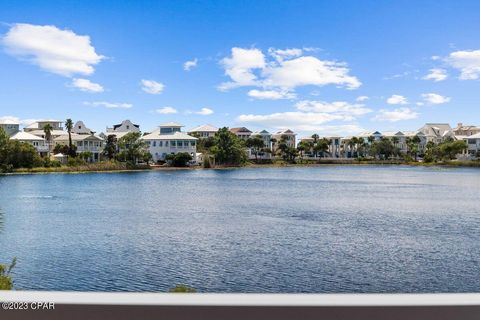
[54,133,104,142]
[251,130,271,135]
[141,131,197,140]
[112,120,139,130]
[159,122,184,127]
[230,127,252,133]
[467,133,480,139]
[0,119,19,125]
[189,124,219,132]
[10,131,45,141]
[27,129,65,137]
[275,129,295,135]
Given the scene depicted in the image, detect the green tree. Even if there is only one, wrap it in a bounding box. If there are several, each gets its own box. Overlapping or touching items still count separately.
[43,123,53,155]
[117,132,150,166]
[65,119,76,158]
[165,152,193,167]
[210,127,247,165]
[371,138,395,160]
[103,135,118,160]
[169,285,196,293]
[80,151,94,162]
[0,258,16,290]
[246,135,265,161]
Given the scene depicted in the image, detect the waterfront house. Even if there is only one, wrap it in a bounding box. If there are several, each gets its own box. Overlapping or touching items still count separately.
[0,119,20,136]
[10,131,49,156]
[188,124,219,138]
[54,133,105,162]
[460,133,480,158]
[230,127,252,140]
[141,122,198,163]
[272,129,296,148]
[249,130,272,159]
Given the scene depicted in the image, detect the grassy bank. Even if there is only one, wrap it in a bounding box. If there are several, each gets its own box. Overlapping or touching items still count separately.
[245,159,480,168]
[9,161,151,174]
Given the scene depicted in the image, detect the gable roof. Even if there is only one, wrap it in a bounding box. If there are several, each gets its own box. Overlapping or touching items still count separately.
[230,127,252,133]
[189,124,219,132]
[10,131,45,141]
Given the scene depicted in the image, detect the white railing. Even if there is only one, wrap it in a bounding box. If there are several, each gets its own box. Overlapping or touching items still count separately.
[0,292,479,319]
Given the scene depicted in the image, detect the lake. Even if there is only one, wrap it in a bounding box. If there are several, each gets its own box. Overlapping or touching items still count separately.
[0,166,479,293]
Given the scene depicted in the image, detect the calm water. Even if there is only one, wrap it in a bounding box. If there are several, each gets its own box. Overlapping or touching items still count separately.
[0,166,479,293]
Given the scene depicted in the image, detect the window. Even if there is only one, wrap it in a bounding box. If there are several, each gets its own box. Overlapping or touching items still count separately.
[191,141,196,146]
[165,141,169,147]
[153,141,156,147]
[171,140,176,147]
[126,125,130,130]
[177,141,183,147]
[159,141,163,147]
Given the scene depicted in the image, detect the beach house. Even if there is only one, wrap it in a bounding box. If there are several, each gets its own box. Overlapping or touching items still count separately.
[188,124,219,138]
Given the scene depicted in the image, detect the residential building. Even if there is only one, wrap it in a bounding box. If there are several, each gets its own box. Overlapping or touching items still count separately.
[54,132,105,162]
[101,120,140,140]
[72,121,95,135]
[326,136,342,158]
[230,127,252,140]
[141,122,198,163]
[249,130,272,159]
[272,129,296,148]
[24,120,65,140]
[382,131,408,153]
[461,133,480,158]
[10,131,49,156]
[0,119,20,136]
[188,124,219,138]
[453,123,480,137]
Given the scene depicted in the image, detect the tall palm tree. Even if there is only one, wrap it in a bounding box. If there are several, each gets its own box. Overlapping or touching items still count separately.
[43,124,53,155]
[270,137,277,157]
[65,119,74,157]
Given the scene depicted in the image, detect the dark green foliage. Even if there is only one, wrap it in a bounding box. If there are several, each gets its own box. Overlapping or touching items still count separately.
[116,132,150,166]
[210,127,247,165]
[245,135,265,161]
[169,284,196,293]
[0,257,16,290]
[103,134,118,160]
[0,128,42,172]
[165,152,193,167]
[424,139,468,162]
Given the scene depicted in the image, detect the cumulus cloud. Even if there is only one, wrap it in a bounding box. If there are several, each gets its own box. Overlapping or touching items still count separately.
[183,58,198,71]
[421,93,451,105]
[423,68,448,82]
[83,101,132,109]
[194,107,214,115]
[141,79,165,94]
[373,108,418,122]
[247,89,296,100]
[356,95,369,102]
[70,78,104,93]
[446,50,480,80]
[155,107,177,114]
[1,23,104,77]
[386,94,408,105]
[295,100,372,119]
[0,116,43,126]
[218,47,361,93]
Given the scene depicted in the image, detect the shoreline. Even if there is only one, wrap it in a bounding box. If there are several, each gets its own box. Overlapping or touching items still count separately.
[2,160,480,176]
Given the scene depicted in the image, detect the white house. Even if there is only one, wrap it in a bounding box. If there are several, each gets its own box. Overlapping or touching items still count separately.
[10,131,49,156]
[272,129,296,148]
[453,123,480,137]
[101,120,140,140]
[188,124,219,138]
[54,133,105,162]
[249,130,272,159]
[72,121,95,135]
[0,119,20,136]
[141,122,198,163]
[461,133,480,158]
[230,127,252,140]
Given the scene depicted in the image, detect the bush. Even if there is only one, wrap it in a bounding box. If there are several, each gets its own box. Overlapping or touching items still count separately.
[0,258,16,290]
[165,152,193,167]
[169,285,196,293]
[67,157,86,167]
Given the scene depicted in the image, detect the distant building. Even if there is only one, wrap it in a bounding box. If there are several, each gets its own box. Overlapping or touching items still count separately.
[249,130,272,159]
[141,122,198,163]
[230,127,252,140]
[101,120,140,140]
[188,124,219,138]
[24,120,65,140]
[10,131,49,156]
[72,121,95,135]
[54,133,105,162]
[272,129,296,148]
[0,119,20,136]
[453,123,480,137]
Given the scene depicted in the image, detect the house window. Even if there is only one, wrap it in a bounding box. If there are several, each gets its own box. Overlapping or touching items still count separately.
[171,140,176,147]
[165,141,169,147]
[159,141,163,147]
[126,125,130,130]
[153,141,156,147]
[177,141,183,147]
[191,141,196,146]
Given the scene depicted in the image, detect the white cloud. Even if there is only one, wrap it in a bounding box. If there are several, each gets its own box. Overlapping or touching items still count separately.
[423,68,447,82]
[83,101,132,109]
[218,47,361,93]
[194,107,214,115]
[295,100,372,118]
[155,107,177,114]
[218,47,266,90]
[0,116,43,126]
[247,89,296,100]
[356,95,369,102]
[70,78,104,93]
[183,58,198,71]
[262,56,361,90]
[2,23,104,77]
[446,50,480,80]
[373,108,418,122]
[141,79,164,94]
[268,47,303,62]
[421,93,451,105]
[386,94,408,105]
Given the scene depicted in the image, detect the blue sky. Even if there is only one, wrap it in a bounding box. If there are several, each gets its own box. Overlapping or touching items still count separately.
[1,0,480,137]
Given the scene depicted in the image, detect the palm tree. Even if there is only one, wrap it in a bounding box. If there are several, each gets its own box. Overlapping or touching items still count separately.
[43,124,53,155]
[392,136,400,159]
[270,138,277,157]
[65,119,74,157]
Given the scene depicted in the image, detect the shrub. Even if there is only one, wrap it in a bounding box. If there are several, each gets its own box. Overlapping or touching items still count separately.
[169,285,196,293]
